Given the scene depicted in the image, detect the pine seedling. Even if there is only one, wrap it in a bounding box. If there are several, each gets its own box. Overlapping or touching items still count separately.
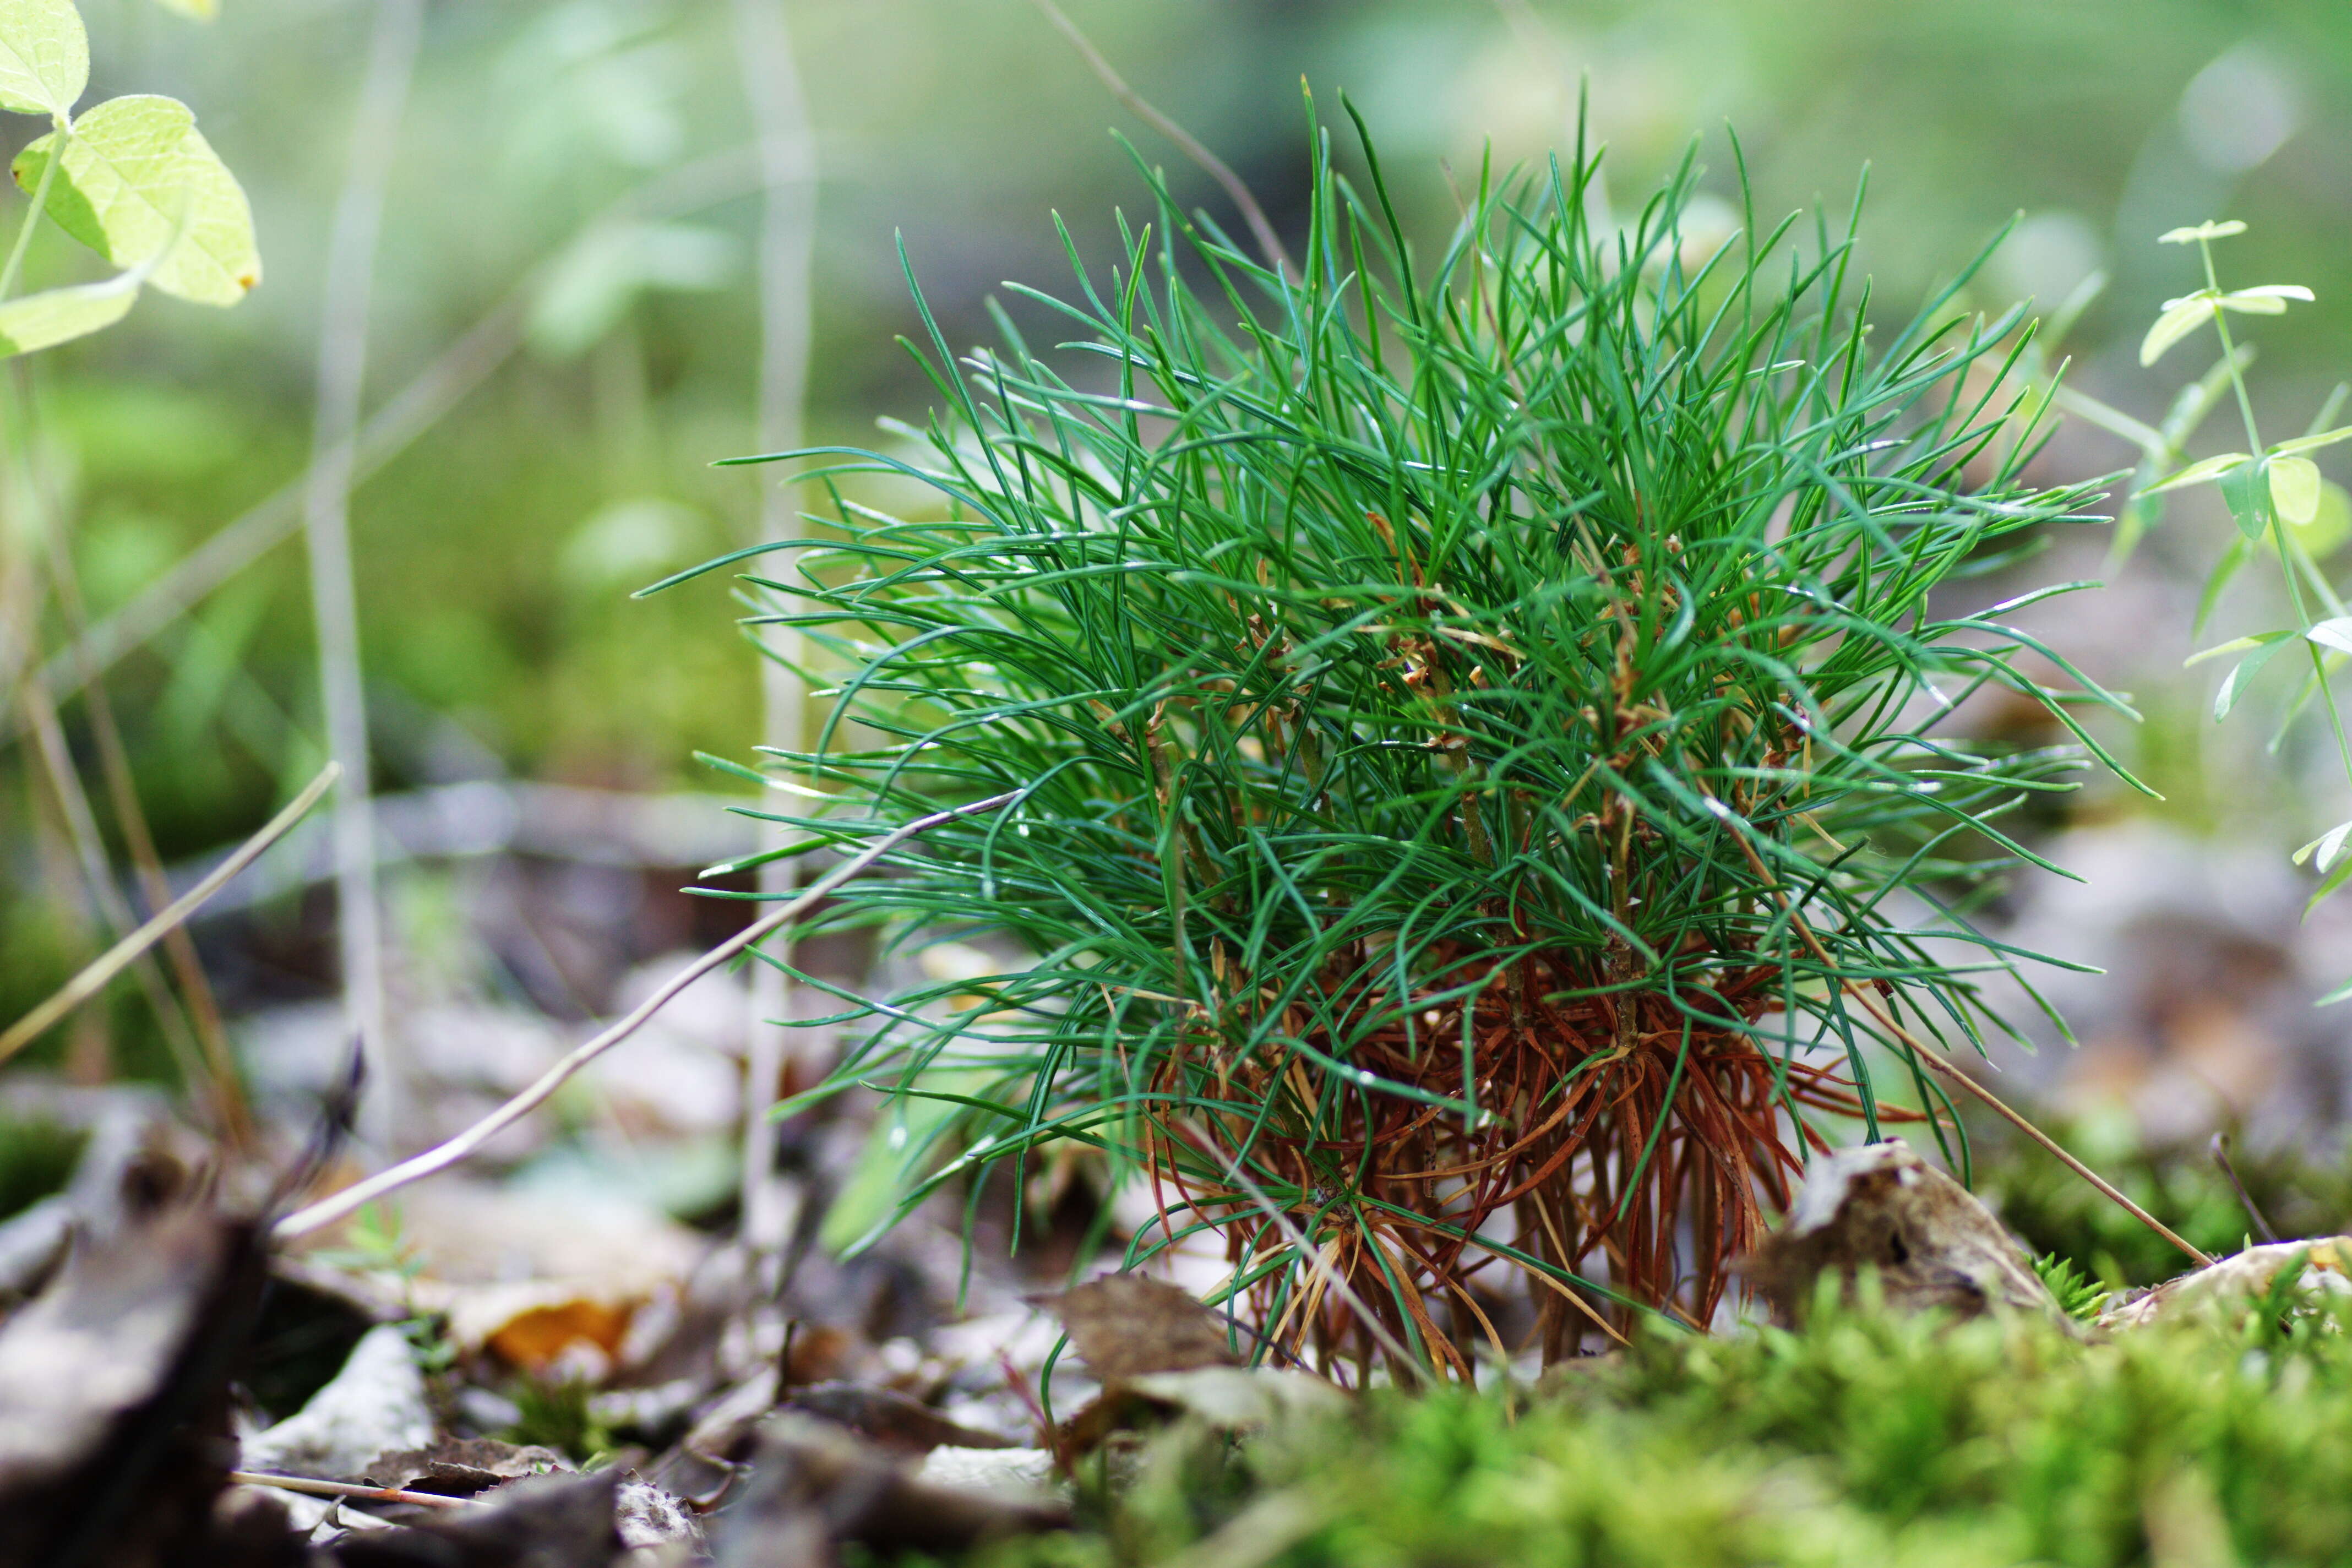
[668,111,2133,1374]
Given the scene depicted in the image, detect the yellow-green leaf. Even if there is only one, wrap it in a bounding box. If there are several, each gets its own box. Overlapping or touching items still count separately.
[151,0,216,17]
[0,0,86,117]
[2144,451,2250,496]
[2272,426,2352,458]
[2159,220,2247,245]
[0,270,136,356]
[2141,295,2215,367]
[2272,455,2323,525]
[11,94,259,306]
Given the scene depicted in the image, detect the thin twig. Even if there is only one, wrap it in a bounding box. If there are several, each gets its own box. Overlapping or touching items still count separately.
[2209,1131,2279,1245]
[0,763,341,1066]
[227,1471,477,1511]
[274,792,1018,1241]
[1729,830,2214,1268]
[730,0,819,1262]
[1023,0,1292,278]
[304,0,424,1146]
[1174,1125,1428,1384]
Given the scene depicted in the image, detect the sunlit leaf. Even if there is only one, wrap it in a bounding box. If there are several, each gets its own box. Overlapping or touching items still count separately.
[2306,851,2352,922]
[0,0,85,118]
[2293,819,2352,872]
[10,94,260,305]
[2272,426,2352,458]
[2271,455,2323,525]
[2141,294,2215,367]
[2225,284,2314,307]
[2318,971,2352,1006]
[2305,617,2352,658]
[2159,220,2247,245]
[2209,633,2297,721]
[2144,451,2250,496]
[0,269,134,355]
[2219,455,2274,539]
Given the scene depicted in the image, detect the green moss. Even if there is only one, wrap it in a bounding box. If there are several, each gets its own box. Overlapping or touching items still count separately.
[0,1116,85,1222]
[959,1297,2352,1568]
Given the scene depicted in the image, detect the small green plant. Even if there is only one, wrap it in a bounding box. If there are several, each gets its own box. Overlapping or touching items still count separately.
[0,0,259,353]
[2115,220,2352,994]
[673,111,2136,1373]
[308,1201,458,1374]
[2029,1252,2109,1321]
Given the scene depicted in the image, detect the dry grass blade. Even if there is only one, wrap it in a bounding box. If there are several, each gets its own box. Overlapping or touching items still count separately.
[0,761,341,1068]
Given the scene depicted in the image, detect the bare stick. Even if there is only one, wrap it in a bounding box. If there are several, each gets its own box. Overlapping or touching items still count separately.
[1729,831,2214,1268]
[730,0,819,1261]
[1174,1125,1427,1383]
[1023,0,1292,279]
[0,763,341,1067]
[228,1471,475,1511]
[304,0,424,1147]
[275,792,1017,1240]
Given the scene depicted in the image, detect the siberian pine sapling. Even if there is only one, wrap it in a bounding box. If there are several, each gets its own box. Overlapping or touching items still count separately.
[666,115,2142,1373]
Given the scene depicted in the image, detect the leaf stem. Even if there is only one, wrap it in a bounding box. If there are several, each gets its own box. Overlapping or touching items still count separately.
[0,117,69,303]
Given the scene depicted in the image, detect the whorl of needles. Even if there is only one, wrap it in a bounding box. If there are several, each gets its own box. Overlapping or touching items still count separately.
[674,113,2130,1374]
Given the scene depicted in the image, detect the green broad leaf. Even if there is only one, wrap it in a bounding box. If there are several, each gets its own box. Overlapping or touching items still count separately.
[2305,617,2352,657]
[2211,634,2286,719]
[2293,819,2352,872]
[2144,451,2250,496]
[2218,284,2314,315]
[2140,294,2216,367]
[2273,426,2352,458]
[2159,220,2246,245]
[12,94,260,306]
[2219,455,2274,539]
[2271,455,2323,525]
[0,269,134,355]
[0,0,86,118]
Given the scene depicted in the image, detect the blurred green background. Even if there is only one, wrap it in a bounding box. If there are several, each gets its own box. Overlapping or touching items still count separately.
[8,0,2352,1110]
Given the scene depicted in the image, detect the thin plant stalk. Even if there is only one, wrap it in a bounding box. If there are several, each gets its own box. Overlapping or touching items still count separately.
[302,0,424,1148]
[0,763,340,1067]
[731,0,819,1260]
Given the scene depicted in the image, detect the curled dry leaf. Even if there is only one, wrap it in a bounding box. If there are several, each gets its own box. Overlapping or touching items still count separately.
[1745,1141,2062,1326]
[2100,1237,2352,1331]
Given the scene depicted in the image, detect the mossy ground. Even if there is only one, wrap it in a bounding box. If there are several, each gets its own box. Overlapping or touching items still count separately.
[951,1292,2352,1568]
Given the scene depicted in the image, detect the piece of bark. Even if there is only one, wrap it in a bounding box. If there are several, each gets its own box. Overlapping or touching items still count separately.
[2100,1237,2352,1330]
[1745,1140,2060,1326]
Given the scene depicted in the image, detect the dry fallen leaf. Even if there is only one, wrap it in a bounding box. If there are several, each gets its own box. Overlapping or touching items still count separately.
[1039,1273,1242,1382]
[1745,1140,2061,1326]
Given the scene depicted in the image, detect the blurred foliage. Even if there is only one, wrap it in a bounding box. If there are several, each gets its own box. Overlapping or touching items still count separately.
[0,1113,85,1221]
[968,1295,2352,1567]
[1975,1113,2352,1287]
